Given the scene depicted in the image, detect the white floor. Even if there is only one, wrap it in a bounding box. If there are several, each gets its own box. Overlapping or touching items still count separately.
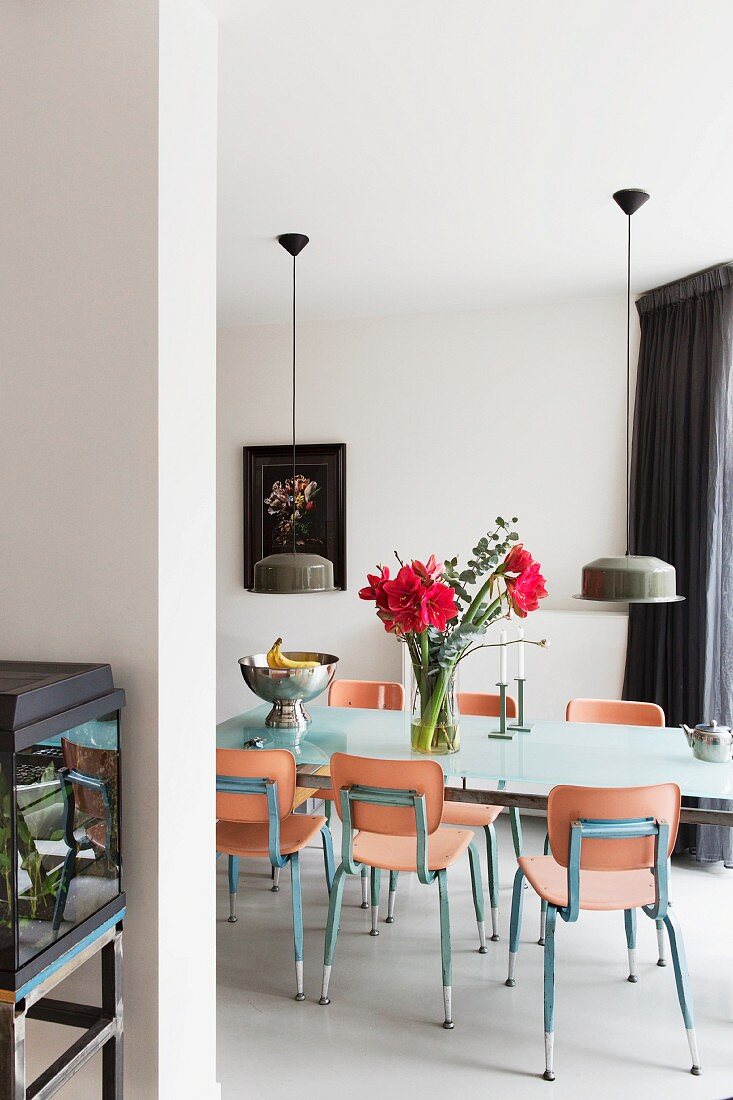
[217,814,733,1099]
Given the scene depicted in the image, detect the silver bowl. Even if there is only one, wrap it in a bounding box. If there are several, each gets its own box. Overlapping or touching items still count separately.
[239,652,339,734]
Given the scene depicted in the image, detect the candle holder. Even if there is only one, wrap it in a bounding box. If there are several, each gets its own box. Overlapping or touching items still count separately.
[508,677,533,733]
[487,682,516,740]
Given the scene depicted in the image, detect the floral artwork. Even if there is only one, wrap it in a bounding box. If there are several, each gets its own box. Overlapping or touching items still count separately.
[243,444,346,589]
[265,474,322,549]
[360,518,547,753]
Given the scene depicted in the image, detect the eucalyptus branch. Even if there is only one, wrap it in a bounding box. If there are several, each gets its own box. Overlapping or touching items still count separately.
[452,637,549,667]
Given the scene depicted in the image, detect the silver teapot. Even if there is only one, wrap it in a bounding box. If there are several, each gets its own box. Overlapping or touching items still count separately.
[680,720,733,764]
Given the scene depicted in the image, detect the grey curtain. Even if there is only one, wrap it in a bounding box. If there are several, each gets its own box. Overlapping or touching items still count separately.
[623,263,733,863]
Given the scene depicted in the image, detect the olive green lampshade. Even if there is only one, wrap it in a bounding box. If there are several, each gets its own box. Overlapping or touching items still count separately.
[574,554,684,603]
[253,552,336,594]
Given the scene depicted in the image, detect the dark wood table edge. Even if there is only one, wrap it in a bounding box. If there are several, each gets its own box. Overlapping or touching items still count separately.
[296,769,733,827]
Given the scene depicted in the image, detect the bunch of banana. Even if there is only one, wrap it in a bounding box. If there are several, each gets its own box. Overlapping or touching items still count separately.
[266,638,319,670]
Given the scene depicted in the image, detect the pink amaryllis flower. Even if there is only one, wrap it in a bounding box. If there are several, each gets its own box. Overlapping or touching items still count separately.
[423,581,458,630]
[412,554,444,581]
[503,542,534,575]
[505,560,548,617]
[383,565,427,633]
[358,565,390,610]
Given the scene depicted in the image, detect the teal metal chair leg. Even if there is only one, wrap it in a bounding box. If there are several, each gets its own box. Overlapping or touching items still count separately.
[543,904,558,1081]
[360,863,369,909]
[538,832,550,945]
[321,825,334,893]
[369,866,381,935]
[484,823,500,941]
[290,853,305,1000]
[509,807,523,858]
[386,870,398,923]
[437,869,454,1029]
[663,908,702,1074]
[506,866,525,986]
[324,798,333,827]
[227,855,239,923]
[319,864,348,1005]
[271,864,281,892]
[467,840,488,952]
[656,918,666,966]
[624,908,638,982]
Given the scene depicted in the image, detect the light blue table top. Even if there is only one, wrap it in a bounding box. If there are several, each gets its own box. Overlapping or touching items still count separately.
[216,705,733,800]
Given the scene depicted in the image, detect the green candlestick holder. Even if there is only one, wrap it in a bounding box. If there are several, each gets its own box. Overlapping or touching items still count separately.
[508,678,533,733]
[487,682,516,740]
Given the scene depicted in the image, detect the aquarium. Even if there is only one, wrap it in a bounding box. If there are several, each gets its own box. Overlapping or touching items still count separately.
[0,661,125,991]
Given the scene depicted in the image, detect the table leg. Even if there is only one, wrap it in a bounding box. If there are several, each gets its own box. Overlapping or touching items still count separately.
[0,999,25,1100]
[101,930,123,1099]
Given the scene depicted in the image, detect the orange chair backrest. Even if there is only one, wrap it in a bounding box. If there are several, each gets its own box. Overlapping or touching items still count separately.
[547,783,680,871]
[328,679,405,711]
[458,691,518,719]
[216,748,295,823]
[329,752,444,837]
[566,698,665,727]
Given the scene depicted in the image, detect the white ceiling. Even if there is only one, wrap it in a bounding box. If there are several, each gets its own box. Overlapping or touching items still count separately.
[212,0,733,326]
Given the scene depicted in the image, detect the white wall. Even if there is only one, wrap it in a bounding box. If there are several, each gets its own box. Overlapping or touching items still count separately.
[218,297,631,723]
[1,4,217,1097]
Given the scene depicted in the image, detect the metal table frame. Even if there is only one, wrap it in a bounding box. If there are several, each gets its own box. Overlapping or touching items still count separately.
[0,915,123,1100]
[297,770,733,827]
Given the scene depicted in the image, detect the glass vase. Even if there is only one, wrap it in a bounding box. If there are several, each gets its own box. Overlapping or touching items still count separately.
[410,663,460,755]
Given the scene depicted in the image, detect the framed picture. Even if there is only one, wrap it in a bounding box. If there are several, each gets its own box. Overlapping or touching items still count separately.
[243,443,346,590]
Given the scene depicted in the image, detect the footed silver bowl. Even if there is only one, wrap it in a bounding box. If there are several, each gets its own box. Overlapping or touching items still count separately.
[239,652,339,734]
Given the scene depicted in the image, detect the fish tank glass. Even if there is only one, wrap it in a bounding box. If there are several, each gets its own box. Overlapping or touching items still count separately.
[0,662,125,990]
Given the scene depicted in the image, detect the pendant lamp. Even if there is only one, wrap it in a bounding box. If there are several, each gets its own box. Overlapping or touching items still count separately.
[575,190,683,604]
[252,234,337,594]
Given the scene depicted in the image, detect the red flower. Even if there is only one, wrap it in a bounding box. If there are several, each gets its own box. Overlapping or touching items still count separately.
[503,542,534,575]
[358,566,391,613]
[505,560,548,617]
[412,554,444,581]
[423,581,458,630]
[383,565,427,632]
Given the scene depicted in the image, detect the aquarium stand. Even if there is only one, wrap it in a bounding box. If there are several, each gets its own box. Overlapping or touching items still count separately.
[0,904,124,1099]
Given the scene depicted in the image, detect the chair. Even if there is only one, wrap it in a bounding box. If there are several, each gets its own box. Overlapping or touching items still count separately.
[318,753,487,1028]
[313,679,405,910]
[559,697,667,965]
[505,782,700,1081]
[437,691,522,941]
[566,698,665,727]
[53,738,119,933]
[216,748,334,1000]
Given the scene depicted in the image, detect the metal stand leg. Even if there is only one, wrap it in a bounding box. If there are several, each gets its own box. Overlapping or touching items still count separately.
[0,999,25,1100]
[624,908,638,982]
[656,918,666,966]
[664,908,702,1075]
[321,825,335,894]
[543,905,557,1081]
[290,854,305,1000]
[467,840,488,953]
[484,824,500,941]
[102,930,123,1099]
[360,864,369,908]
[369,866,381,935]
[506,867,525,986]
[228,855,239,923]
[320,865,347,1005]
[386,871,398,923]
[437,869,453,1029]
[271,864,281,892]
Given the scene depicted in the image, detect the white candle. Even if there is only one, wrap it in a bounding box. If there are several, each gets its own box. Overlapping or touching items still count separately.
[500,629,507,684]
[517,626,525,679]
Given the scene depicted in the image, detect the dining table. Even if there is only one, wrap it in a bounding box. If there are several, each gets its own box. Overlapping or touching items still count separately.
[216,704,733,828]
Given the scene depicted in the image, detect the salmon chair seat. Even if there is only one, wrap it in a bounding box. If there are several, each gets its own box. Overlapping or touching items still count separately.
[440,801,503,828]
[505,782,701,1082]
[519,856,656,911]
[319,753,488,1030]
[566,697,665,727]
[216,747,334,1002]
[352,827,474,873]
[216,814,326,858]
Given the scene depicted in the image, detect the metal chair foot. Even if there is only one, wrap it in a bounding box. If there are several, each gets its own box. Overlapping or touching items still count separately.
[543,1071,556,1082]
[227,915,238,924]
[657,958,667,967]
[537,938,545,947]
[360,902,369,909]
[505,978,516,987]
[443,1020,454,1030]
[385,916,394,924]
[369,928,380,937]
[295,992,305,1001]
[318,996,330,1006]
[491,934,500,942]
[691,1066,702,1076]
[627,974,638,983]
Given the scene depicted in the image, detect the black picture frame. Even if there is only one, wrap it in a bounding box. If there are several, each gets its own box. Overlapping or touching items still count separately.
[243,443,346,590]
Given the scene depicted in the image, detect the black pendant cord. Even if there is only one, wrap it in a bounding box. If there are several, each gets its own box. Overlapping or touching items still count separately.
[292,254,297,556]
[625,213,631,557]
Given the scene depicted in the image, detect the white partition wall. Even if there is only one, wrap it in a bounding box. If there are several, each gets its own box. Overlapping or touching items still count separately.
[0,3,218,1097]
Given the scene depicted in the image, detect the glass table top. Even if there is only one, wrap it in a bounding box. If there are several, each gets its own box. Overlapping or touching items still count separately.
[217,705,733,800]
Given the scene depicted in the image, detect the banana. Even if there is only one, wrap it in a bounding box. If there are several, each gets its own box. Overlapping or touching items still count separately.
[266,638,319,670]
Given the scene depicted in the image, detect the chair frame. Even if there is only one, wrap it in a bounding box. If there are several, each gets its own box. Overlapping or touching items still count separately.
[53,766,116,933]
[216,772,334,1000]
[506,812,700,1081]
[319,782,486,1028]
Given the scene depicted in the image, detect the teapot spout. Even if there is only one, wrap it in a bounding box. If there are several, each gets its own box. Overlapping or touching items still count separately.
[680,723,694,747]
